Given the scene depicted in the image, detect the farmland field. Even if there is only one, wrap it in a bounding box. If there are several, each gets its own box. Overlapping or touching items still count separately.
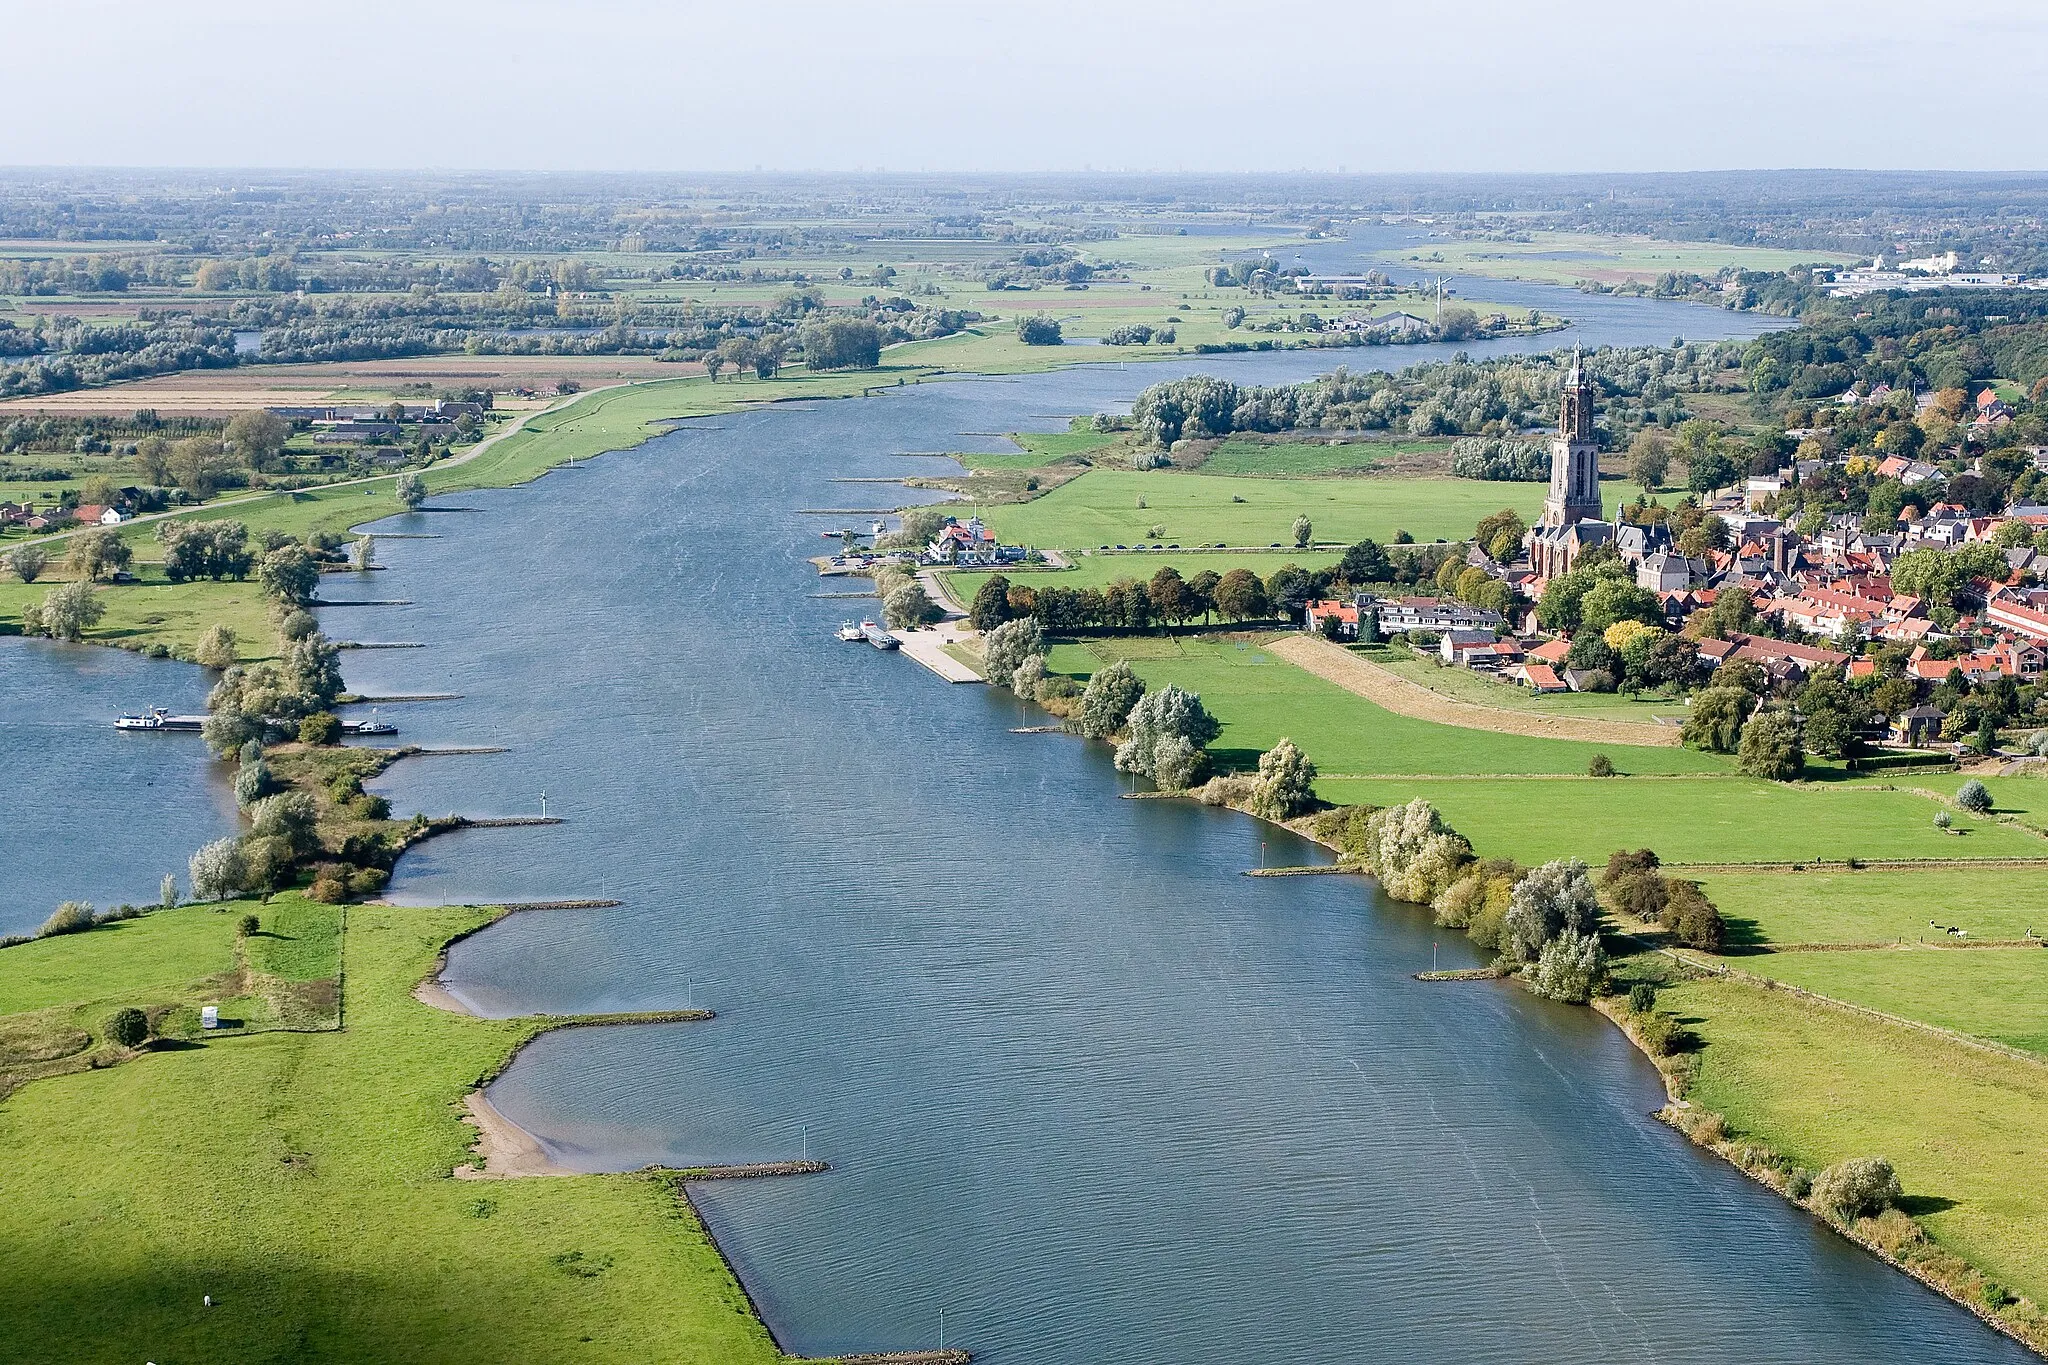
[1736,946,2048,1056]
[1695,866,2048,946]
[1309,774,2045,865]
[1666,974,2048,1306]
[980,467,1631,549]
[1050,636,1726,777]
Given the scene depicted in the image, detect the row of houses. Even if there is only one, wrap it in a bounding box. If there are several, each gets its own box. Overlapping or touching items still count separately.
[2,500,128,531]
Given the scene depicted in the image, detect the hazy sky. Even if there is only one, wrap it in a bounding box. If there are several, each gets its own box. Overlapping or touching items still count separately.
[18,0,2048,174]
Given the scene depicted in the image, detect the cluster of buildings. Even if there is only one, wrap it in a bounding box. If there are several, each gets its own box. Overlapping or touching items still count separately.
[266,399,484,446]
[2,498,130,532]
[1305,355,2048,744]
[920,515,1027,568]
[1822,254,2038,297]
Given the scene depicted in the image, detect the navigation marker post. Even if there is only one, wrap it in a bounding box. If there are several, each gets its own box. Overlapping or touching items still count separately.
[539,789,547,819]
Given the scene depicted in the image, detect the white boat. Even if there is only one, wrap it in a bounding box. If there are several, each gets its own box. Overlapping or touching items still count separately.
[114,707,206,732]
[837,620,866,642]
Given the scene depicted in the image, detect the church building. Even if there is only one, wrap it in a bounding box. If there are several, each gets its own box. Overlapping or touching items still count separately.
[1527,352,1608,579]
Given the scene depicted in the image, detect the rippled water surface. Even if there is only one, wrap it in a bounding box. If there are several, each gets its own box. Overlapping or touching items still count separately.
[7,314,2032,1362]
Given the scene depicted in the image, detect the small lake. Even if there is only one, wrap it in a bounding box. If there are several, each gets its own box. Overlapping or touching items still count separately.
[5,293,2030,1362]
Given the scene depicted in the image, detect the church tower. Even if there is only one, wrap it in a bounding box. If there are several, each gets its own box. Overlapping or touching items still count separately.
[1541,350,1603,527]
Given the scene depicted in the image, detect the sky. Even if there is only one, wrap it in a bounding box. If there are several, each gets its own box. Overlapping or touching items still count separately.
[16,0,2048,174]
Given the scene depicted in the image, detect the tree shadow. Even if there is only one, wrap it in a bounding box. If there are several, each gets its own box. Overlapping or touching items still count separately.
[1897,1193,1959,1217]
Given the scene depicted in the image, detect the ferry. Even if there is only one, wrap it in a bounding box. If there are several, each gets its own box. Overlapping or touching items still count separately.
[862,620,900,650]
[837,620,867,642]
[114,707,206,732]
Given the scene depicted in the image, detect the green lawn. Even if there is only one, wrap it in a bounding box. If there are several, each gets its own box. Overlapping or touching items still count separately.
[944,550,1340,601]
[1696,867,2048,947]
[1196,438,1435,478]
[1055,635,1725,777]
[1738,946,2048,1056]
[1310,775,2046,866]
[0,566,283,662]
[0,906,239,1016]
[1668,973,2048,1305]
[980,467,1642,550]
[0,901,785,1364]
[1911,772,2048,834]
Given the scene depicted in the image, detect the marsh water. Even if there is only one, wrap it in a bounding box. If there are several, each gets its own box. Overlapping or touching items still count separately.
[6,307,2035,1362]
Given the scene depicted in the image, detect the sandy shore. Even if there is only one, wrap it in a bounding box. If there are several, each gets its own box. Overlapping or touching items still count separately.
[454,1091,575,1180]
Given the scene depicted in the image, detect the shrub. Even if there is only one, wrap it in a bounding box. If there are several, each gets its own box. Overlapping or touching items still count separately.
[298,711,341,745]
[1016,313,1063,345]
[1934,809,1953,831]
[1737,707,1805,781]
[1528,929,1606,1003]
[1954,779,1992,814]
[250,791,320,860]
[1361,799,1473,905]
[1634,1011,1689,1057]
[237,913,259,937]
[234,758,274,810]
[1588,753,1615,777]
[1809,1156,1901,1223]
[1660,880,1726,952]
[307,875,349,904]
[38,901,96,938]
[348,792,391,821]
[104,1006,149,1049]
[1150,734,1207,790]
[1627,982,1658,1014]
[189,837,251,901]
[1248,738,1318,820]
[1503,858,1601,963]
[1311,804,1376,861]
[1598,848,1669,922]
[1434,858,1519,935]
[982,618,1047,689]
[883,581,943,629]
[194,623,239,670]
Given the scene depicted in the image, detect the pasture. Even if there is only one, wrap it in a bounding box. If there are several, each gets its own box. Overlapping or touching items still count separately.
[1308,775,2044,865]
[0,900,783,1364]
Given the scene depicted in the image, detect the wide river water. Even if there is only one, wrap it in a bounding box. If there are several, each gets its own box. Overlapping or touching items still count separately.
[4,301,2034,1363]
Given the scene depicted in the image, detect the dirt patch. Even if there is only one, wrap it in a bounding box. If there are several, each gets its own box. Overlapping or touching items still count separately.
[1266,634,1680,748]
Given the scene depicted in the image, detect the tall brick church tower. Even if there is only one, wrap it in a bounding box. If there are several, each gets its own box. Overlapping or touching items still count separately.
[1541,350,1603,528]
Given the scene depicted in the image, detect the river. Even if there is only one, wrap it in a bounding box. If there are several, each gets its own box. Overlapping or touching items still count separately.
[3,310,2034,1362]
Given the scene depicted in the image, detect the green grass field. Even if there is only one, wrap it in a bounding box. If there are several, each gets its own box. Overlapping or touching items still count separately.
[1055,636,1725,777]
[1310,775,2045,865]
[0,565,284,660]
[980,468,1641,550]
[0,901,785,1364]
[1911,772,2048,833]
[1667,974,2048,1304]
[1195,438,1441,478]
[1407,231,1857,288]
[1736,946,2048,1056]
[1695,867,2048,946]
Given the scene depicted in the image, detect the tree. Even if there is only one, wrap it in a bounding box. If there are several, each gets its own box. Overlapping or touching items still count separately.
[1147,565,1199,625]
[395,472,427,509]
[1528,929,1605,1003]
[1360,799,1472,905]
[1338,538,1390,585]
[249,791,321,862]
[189,837,250,901]
[160,873,179,909]
[1579,578,1662,634]
[1010,654,1049,702]
[298,711,341,745]
[66,528,132,582]
[799,317,882,371]
[258,545,320,606]
[884,581,942,629]
[195,623,239,670]
[1071,659,1145,739]
[1292,514,1313,550]
[1264,564,1315,622]
[1249,738,1317,820]
[352,535,376,571]
[1683,686,1751,752]
[7,543,46,583]
[1627,429,1672,490]
[1660,879,1726,950]
[1503,858,1602,964]
[1736,707,1804,781]
[134,434,172,485]
[982,618,1047,689]
[24,580,105,641]
[1955,778,1992,814]
[1016,314,1063,345]
[105,1006,149,1048]
[968,574,1014,632]
[1474,508,1528,563]
[702,351,726,383]
[1114,684,1221,787]
[1809,1157,1900,1224]
[224,410,290,471]
[168,437,230,498]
